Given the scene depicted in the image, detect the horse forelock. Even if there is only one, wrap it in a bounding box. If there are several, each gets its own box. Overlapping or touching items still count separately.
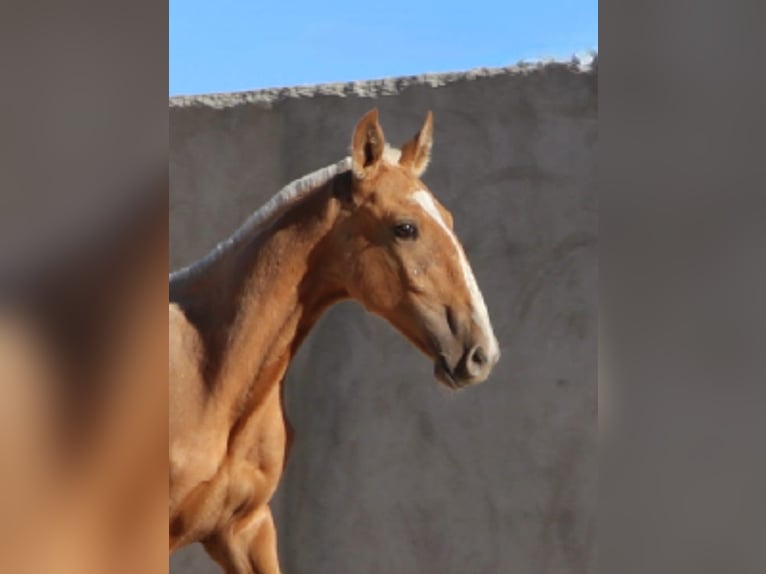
[381,145,402,164]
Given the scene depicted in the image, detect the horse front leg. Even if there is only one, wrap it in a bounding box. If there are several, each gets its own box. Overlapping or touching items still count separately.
[203,506,281,574]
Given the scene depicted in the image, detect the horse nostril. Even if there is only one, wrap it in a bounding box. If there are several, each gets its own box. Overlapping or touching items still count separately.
[471,346,487,367]
[462,345,489,380]
[445,306,459,336]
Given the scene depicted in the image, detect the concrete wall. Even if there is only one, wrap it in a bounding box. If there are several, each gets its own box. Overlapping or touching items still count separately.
[169,59,597,574]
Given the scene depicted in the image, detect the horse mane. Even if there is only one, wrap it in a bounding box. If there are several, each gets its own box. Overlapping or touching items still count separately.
[170,145,404,283]
[170,157,351,282]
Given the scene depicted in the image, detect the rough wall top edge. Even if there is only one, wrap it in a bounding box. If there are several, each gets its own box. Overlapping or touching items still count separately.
[169,53,598,110]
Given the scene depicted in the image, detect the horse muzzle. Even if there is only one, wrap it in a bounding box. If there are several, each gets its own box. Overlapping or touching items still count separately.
[434,342,500,389]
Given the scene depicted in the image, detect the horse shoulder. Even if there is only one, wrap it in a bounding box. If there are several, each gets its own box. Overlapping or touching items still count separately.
[169,304,226,502]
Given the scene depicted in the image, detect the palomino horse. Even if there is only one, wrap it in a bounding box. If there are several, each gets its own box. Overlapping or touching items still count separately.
[169,109,500,573]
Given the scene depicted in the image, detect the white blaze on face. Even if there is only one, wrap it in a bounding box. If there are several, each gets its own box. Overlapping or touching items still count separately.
[411,190,499,358]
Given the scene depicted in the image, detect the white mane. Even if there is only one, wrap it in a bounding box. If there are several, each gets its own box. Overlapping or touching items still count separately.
[170,145,403,282]
[171,156,352,280]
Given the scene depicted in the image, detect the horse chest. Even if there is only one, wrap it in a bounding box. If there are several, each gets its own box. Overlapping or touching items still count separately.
[170,388,289,546]
[230,387,289,491]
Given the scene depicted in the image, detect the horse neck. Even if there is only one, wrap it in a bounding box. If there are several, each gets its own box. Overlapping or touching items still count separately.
[174,179,348,401]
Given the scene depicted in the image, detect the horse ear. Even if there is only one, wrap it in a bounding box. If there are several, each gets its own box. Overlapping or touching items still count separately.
[351,108,385,179]
[399,111,433,177]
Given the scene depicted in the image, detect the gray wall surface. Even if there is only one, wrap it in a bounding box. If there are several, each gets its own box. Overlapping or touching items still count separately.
[169,59,597,574]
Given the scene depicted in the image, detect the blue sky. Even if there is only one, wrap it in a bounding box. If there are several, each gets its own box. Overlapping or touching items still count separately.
[170,0,597,96]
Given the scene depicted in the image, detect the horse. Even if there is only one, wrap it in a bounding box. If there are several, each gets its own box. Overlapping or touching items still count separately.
[169,109,500,573]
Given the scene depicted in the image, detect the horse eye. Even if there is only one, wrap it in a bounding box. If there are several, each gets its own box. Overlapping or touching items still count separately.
[393,222,418,240]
